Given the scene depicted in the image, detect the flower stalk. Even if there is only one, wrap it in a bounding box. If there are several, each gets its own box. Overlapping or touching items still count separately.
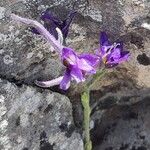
[81,89,92,150]
[81,69,106,150]
[87,69,107,89]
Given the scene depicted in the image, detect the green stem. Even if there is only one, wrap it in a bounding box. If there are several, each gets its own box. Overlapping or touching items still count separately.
[87,69,107,89]
[81,69,107,150]
[81,89,92,150]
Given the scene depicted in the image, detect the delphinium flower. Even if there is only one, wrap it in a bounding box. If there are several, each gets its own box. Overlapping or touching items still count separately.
[98,32,130,68]
[36,47,99,90]
[11,13,131,150]
[11,13,98,90]
[31,8,77,40]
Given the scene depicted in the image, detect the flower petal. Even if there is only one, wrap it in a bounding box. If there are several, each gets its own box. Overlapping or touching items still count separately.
[44,21,58,39]
[41,9,62,25]
[101,45,112,55]
[60,69,71,90]
[70,67,85,83]
[61,11,77,38]
[77,58,96,74]
[61,47,77,65]
[41,9,62,39]
[100,32,110,46]
[79,53,99,67]
[41,9,76,39]
[109,48,121,60]
[119,51,130,63]
[116,41,123,51]
[107,50,130,64]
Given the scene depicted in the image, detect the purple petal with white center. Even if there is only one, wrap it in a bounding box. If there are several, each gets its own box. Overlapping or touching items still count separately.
[77,58,96,73]
[99,31,130,68]
[79,53,100,66]
[107,50,129,64]
[60,69,71,90]
[109,48,121,60]
[61,47,77,65]
[101,45,112,55]
[70,67,85,83]
[35,76,63,88]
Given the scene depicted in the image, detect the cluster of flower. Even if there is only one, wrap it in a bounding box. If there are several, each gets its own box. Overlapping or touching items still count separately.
[11,9,130,90]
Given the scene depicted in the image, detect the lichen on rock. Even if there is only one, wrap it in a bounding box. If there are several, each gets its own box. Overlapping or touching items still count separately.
[0,0,150,149]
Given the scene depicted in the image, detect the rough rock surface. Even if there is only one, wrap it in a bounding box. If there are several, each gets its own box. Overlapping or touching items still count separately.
[0,78,83,150]
[0,0,150,150]
[0,7,64,85]
[92,98,150,150]
[0,0,150,87]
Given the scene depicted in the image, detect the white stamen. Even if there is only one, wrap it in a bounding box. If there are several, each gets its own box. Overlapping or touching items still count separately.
[110,43,120,52]
[102,43,120,59]
[65,81,71,90]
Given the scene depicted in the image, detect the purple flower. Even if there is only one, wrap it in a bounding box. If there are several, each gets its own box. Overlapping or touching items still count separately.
[32,8,77,40]
[36,47,99,90]
[98,32,130,68]
[11,14,99,90]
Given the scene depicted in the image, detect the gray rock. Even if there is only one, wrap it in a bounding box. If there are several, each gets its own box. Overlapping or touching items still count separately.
[0,0,150,149]
[88,28,150,117]
[0,6,64,85]
[0,0,150,87]
[92,97,150,150]
[0,79,83,150]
